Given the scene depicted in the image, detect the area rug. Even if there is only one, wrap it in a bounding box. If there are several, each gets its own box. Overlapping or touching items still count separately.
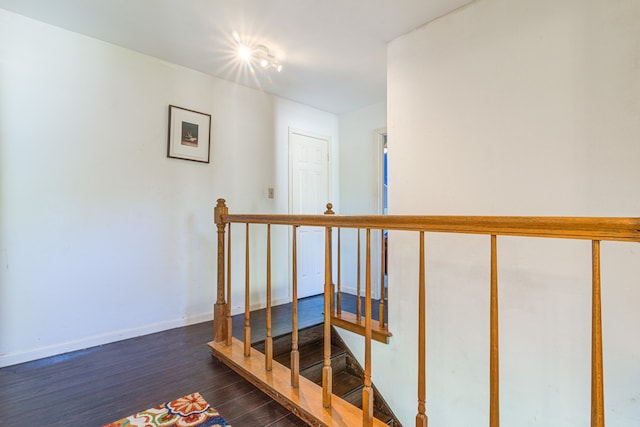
[103,392,231,427]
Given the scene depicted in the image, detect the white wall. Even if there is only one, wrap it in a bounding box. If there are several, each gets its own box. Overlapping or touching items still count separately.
[225,97,341,316]
[338,102,387,296]
[372,0,640,425]
[0,9,338,367]
[339,102,386,215]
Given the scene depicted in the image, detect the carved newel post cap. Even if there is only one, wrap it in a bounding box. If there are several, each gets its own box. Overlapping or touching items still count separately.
[324,203,334,215]
[214,198,228,225]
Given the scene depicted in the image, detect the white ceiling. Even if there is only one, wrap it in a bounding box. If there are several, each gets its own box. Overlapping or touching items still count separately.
[0,0,472,114]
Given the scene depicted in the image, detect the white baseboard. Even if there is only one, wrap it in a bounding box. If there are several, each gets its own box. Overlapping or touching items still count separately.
[230,295,291,316]
[340,285,380,300]
[341,285,358,295]
[0,311,213,368]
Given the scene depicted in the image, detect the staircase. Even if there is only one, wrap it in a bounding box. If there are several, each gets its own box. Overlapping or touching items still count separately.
[252,323,400,426]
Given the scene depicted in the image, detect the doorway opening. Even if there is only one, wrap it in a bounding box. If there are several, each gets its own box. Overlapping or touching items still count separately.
[376,129,388,302]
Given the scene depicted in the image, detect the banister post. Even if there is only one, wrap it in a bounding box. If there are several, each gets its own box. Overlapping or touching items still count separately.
[379,229,385,328]
[337,228,342,315]
[265,224,273,371]
[214,198,229,343]
[416,231,428,427]
[490,235,500,427]
[357,229,362,320]
[362,228,374,426]
[322,203,334,408]
[291,225,300,388]
[325,203,335,315]
[226,224,232,346]
[591,240,605,427]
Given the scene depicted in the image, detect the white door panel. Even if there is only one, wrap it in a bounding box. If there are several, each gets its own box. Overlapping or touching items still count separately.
[290,130,330,299]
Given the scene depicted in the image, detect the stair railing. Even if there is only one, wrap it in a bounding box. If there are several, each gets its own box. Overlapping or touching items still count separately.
[212,198,640,427]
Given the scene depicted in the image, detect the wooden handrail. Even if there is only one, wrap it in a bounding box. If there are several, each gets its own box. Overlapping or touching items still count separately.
[221,214,640,242]
[212,199,639,427]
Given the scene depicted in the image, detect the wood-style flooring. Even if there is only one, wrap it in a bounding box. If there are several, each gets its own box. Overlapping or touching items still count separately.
[0,293,385,427]
[0,297,323,427]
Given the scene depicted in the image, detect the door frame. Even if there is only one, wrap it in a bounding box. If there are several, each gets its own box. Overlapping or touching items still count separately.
[372,128,388,300]
[374,127,387,215]
[288,127,333,299]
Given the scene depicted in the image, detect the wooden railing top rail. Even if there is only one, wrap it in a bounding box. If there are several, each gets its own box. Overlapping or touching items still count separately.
[219,212,640,242]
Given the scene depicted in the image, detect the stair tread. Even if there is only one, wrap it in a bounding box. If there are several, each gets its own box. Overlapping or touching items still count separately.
[340,387,394,424]
[274,340,343,369]
[327,370,363,397]
[209,338,389,427]
[247,324,400,426]
[252,323,325,354]
[341,385,363,407]
[374,408,394,424]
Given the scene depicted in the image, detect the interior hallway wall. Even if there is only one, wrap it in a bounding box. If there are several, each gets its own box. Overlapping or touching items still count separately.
[342,0,640,425]
[0,8,339,367]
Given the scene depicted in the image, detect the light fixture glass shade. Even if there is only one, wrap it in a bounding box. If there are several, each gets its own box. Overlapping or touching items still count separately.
[236,39,282,73]
[238,44,252,62]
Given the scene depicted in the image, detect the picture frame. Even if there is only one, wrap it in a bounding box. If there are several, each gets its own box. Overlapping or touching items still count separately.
[167,105,211,163]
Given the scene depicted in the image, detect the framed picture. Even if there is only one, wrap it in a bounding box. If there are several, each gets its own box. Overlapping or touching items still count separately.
[167,105,211,163]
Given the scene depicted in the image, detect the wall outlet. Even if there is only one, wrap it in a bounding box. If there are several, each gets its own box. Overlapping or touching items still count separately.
[268,187,275,199]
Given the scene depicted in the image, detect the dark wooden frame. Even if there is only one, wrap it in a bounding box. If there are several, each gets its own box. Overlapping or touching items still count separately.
[167,105,211,163]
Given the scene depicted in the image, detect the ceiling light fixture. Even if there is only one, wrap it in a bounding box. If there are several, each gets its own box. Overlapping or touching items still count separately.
[237,42,282,72]
[238,44,252,62]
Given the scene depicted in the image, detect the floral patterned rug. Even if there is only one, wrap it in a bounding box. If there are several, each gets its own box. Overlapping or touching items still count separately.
[103,392,231,427]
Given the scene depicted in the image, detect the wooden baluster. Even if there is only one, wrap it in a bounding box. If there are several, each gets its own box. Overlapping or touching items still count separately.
[379,229,386,328]
[244,223,251,357]
[591,240,605,427]
[416,231,428,427]
[214,199,228,342]
[490,235,500,427]
[291,226,300,388]
[323,204,334,408]
[357,228,362,320]
[362,228,374,426]
[337,228,342,315]
[226,223,232,346]
[265,224,273,371]
[325,204,335,315]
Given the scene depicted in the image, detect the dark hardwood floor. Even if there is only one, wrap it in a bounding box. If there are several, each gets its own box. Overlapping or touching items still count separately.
[0,301,321,427]
[0,293,384,427]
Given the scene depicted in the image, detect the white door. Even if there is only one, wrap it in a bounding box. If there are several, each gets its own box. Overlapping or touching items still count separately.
[289,129,331,299]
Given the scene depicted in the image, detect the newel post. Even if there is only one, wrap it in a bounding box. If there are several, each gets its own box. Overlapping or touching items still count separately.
[214,198,229,342]
[322,202,335,408]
